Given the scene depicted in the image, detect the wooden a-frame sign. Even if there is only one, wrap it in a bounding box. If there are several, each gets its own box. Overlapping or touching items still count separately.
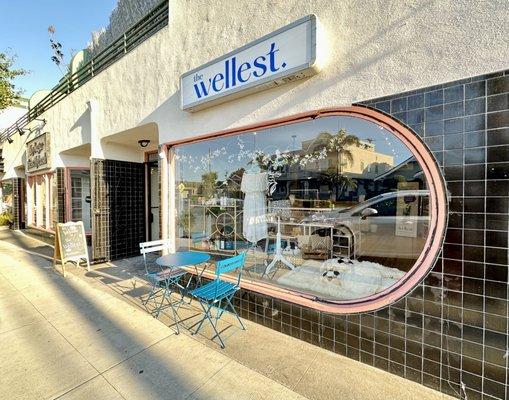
[53,221,90,277]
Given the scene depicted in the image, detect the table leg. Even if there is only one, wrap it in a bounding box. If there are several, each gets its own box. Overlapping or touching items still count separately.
[180,262,209,306]
[195,262,209,284]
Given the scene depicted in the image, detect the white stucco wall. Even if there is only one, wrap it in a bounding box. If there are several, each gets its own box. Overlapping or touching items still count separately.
[0,104,29,179]
[1,0,508,171]
[0,133,32,179]
[154,0,509,143]
[0,105,27,131]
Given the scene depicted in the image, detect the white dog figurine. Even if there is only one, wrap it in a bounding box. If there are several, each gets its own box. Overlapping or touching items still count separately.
[321,257,352,281]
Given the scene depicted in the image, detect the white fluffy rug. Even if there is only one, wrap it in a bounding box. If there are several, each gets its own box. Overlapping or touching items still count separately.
[276,259,405,300]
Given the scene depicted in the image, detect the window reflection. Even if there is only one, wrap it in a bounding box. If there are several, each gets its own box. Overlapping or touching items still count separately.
[70,170,91,231]
[174,116,430,301]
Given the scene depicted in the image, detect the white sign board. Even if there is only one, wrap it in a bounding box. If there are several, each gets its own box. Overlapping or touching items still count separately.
[53,221,90,277]
[181,15,319,112]
[395,182,419,238]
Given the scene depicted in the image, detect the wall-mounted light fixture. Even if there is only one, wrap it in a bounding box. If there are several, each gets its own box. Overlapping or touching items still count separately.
[138,139,150,148]
[7,137,13,144]
[16,125,26,136]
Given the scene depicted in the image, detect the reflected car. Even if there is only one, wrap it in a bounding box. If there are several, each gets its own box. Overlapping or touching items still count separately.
[303,190,430,260]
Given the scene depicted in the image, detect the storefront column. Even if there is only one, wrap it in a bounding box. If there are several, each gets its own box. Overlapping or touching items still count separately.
[26,178,33,225]
[11,178,25,230]
[160,145,173,253]
[35,177,42,225]
[52,168,66,226]
[44,174,51,229]
[91,159,108,262]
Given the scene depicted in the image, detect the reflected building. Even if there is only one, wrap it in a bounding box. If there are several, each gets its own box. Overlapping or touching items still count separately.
[275,132,394,203]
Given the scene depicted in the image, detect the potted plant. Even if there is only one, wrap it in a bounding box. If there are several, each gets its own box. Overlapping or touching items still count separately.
[0,211,13,229]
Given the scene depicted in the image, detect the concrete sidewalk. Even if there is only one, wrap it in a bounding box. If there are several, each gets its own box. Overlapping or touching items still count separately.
[0,236,454,400]
[0,228,54,258]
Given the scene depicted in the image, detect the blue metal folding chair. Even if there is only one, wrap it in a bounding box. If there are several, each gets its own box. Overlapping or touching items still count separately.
[139,240,187,324]
[189,252,246,348]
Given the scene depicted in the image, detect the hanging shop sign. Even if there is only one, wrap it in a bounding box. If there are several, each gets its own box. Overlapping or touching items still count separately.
[26,132,50,173]
[181,14,319,112]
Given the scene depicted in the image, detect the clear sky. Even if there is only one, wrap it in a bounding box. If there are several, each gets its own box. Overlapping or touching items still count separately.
[176,116,409,182]
[0,0,117,99]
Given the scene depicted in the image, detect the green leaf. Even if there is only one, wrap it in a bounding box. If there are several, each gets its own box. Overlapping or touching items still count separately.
[0,52,28,110]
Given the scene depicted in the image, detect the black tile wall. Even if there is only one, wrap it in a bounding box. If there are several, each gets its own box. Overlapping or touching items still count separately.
[11,177,24,230]
[232,70,509,400]
[52,167,66,226]
[91,159,145,261]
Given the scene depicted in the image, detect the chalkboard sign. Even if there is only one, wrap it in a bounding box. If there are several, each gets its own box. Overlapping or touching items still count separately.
[53,221,90,276]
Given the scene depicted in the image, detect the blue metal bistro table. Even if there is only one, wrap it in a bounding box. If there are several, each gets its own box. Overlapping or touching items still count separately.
[155,251,211,333]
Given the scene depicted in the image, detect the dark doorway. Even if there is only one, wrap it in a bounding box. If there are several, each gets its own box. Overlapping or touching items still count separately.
[146,153,159,241]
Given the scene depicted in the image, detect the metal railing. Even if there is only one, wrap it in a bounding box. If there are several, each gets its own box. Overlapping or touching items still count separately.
[0,0,169,144]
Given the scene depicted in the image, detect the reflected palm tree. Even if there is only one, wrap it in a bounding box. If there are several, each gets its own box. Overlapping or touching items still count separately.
[319,169,358,199]
[315,129,361,200]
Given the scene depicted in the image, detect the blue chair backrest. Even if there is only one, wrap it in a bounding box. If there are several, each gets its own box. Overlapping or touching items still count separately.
[216,252,246,285]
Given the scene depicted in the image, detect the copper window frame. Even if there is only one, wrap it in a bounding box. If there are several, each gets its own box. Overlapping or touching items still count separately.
[164,106,448,313]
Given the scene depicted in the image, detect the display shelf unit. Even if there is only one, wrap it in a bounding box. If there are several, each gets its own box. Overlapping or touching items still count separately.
[181,200,355,261]
[332,227,359,259]
[183,201,245,255]
[265,219,335,260]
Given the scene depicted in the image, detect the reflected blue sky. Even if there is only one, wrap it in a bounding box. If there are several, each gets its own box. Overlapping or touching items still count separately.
[175,116,411,182]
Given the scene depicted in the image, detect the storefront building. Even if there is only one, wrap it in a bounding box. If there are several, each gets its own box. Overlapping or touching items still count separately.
[0,1,508,399]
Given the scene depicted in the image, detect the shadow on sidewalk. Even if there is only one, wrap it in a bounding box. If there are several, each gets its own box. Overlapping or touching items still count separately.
[7,248,218,399]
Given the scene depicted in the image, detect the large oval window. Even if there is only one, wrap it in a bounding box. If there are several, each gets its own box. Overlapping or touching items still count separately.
[171,107,447,313]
